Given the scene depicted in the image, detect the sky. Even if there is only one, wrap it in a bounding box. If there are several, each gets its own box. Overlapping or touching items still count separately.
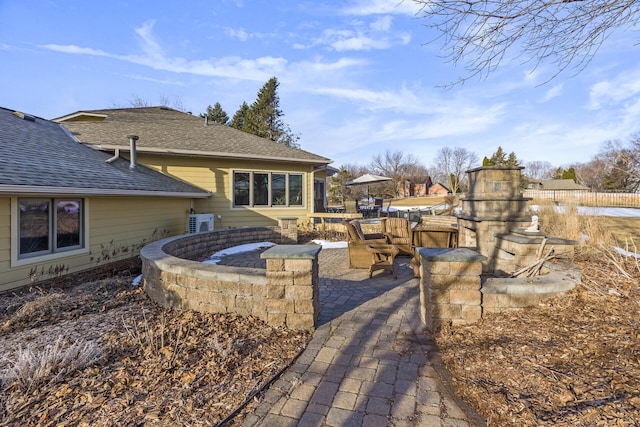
[2,0,640,171]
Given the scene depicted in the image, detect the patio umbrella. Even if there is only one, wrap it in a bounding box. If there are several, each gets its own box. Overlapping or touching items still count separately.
[345,173,392,200]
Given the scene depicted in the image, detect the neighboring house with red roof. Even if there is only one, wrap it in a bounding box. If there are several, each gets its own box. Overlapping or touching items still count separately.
[55,107,334,229]
[427,183,451,196]
[0,107,209,291]
[397,176,451,198]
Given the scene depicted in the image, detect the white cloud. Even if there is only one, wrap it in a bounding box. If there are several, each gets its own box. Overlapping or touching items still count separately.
[332,35,391,51]
[538,84,563,103]
[135,20,163,59]
[342,0,422,16]
[42,44,110,56]
[370,15,393,31]
[225,27,250,41]
[588,68,640,110]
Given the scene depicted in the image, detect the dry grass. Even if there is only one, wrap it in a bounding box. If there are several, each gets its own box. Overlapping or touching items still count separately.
[3,292,66,329]
[534,200,631,261]
[1,337,103,394]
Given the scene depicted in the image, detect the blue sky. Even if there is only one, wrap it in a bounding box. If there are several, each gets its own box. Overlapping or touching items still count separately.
[2,0,640,170]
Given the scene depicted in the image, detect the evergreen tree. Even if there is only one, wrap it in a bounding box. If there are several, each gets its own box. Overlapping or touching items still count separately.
[552,167,564,179]
[230,102,250,132]
[506,152,520,166]
[201,102,229,125]
[484,147,517,166]
[602,160,633,190]
[329,166,354,203]
[561,167,577,182]
[246,77,300,148]
[247,77,281,140]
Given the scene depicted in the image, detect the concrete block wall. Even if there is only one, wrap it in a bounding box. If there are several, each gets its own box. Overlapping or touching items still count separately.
[141,222,322,331]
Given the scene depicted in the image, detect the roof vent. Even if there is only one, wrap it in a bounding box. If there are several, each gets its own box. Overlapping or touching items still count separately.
[128,135,139,170]
[13,111,36,122]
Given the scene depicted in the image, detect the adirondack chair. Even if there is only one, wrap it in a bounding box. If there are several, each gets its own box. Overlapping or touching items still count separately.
[342,220,397,274]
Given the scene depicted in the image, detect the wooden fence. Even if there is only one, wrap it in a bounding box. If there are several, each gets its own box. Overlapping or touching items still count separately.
[523,190,640,208]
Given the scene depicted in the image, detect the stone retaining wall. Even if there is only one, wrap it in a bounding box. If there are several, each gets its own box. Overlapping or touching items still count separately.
[140,218,320,331]
[418,248,581,330]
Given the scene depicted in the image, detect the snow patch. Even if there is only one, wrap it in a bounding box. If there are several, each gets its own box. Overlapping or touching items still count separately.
[204,242,277,265]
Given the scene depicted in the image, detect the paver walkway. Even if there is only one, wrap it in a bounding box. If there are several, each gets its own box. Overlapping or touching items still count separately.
[219,247,485,426]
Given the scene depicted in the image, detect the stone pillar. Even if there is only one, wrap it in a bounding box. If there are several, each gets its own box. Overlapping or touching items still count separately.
[419,248,486,330]
[278,217,299,244]
[261,245,321,331]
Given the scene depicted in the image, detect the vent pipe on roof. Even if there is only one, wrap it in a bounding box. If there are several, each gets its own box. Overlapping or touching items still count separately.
[128,135,139,170]
[204,116,208,126]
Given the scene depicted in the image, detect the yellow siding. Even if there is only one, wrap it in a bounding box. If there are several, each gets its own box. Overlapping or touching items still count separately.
[0,198,11,283]
[0,196,192,292]
[139,154,322,229]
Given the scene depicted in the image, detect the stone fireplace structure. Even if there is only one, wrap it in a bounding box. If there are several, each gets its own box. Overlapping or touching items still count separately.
[418,165,581,330]
[456,166,533,273]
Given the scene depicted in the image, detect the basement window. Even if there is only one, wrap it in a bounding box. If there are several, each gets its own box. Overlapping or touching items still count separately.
[18,198,84,259]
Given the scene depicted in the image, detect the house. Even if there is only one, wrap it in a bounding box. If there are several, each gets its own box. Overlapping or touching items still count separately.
[0,107,210,291]
[55,107,333,228]
[398,176,433,198]
[527,179,589,191]
[397,176,451,198]
[427,182,451,196]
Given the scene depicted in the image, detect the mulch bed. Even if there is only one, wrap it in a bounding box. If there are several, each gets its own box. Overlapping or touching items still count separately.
[435,257,640,426]
[0,270,310,426]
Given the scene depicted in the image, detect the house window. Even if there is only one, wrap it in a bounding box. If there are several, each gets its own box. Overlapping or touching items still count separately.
[18,198,84,259]
[233,171,304,207]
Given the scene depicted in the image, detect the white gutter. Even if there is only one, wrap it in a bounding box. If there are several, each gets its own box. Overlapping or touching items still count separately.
[86,144,332,165]
[0,185,210,198]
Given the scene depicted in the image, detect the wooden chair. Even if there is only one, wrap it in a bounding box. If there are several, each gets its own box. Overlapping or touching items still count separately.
[342,220,390,269]
[380,217,414,257]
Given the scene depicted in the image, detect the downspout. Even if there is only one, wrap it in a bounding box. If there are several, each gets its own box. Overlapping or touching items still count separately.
[311,169,316,212]
[128,135,139,170]
[105,148,121,164]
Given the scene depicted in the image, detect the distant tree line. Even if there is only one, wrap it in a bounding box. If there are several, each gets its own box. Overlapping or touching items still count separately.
[330,135,640,204]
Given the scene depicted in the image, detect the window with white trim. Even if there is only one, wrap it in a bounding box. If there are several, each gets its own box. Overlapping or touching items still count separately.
[233,171,304,207]
[18,198,84,259]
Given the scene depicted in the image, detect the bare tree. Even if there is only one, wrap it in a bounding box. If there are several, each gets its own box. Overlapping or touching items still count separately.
[432,147,479,193]
[599,136,640,191]
[574,158,610,190]
[414,0,640,84]
[115,94,187,111]
[370,150,428,198]
[329,163,370,203]
[524,161,555,181]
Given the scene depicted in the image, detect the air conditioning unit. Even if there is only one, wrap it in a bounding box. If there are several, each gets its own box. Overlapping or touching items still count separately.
[188,213,214,233]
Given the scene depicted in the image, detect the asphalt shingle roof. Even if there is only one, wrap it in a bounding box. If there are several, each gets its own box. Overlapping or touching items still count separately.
[0,107,209,197]
[56,107,332,164]
[539,179,589,190]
